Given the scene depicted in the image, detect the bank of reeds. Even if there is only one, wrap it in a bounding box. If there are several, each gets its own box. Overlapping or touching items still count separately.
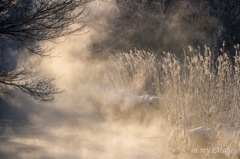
[104,45,240,158]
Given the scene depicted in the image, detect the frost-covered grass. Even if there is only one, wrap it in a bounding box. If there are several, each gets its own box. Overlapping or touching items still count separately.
[102,46,240,158]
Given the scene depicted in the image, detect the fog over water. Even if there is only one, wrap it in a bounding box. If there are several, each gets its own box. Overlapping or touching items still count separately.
[0,35,177,159]
[3,0,237,158]
[0,1,182,159]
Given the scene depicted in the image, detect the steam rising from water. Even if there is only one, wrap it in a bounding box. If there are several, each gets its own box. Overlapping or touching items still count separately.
[0,39,174,158]
[0,1,179,159]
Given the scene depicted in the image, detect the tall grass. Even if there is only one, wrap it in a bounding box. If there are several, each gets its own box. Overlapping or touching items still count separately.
[104,45,240,157]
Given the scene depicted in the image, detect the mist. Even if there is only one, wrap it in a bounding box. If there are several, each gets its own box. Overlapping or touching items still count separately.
[0,30,175,159]
[1,0,240,159]
[0,1,179,159]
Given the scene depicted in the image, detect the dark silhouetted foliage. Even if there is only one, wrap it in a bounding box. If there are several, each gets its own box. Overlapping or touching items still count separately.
[91,0,240,60]
[0,0,91,102]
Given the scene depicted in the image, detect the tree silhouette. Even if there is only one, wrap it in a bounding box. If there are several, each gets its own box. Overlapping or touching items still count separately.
[0,0,91,102]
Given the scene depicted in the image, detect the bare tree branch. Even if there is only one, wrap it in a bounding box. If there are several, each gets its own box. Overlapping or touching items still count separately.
[0,0,91,102]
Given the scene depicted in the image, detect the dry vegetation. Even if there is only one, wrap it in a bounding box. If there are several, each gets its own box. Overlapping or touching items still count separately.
[102,45,240,158]
[87,1,240,157]
[1,0,240,158]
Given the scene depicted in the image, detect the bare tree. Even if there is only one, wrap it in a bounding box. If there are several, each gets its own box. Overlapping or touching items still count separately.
[0,60,61,102]
[0,0,91,102]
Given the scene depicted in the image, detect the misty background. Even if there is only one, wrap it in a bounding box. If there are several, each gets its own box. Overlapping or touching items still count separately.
[1,0,240,159]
